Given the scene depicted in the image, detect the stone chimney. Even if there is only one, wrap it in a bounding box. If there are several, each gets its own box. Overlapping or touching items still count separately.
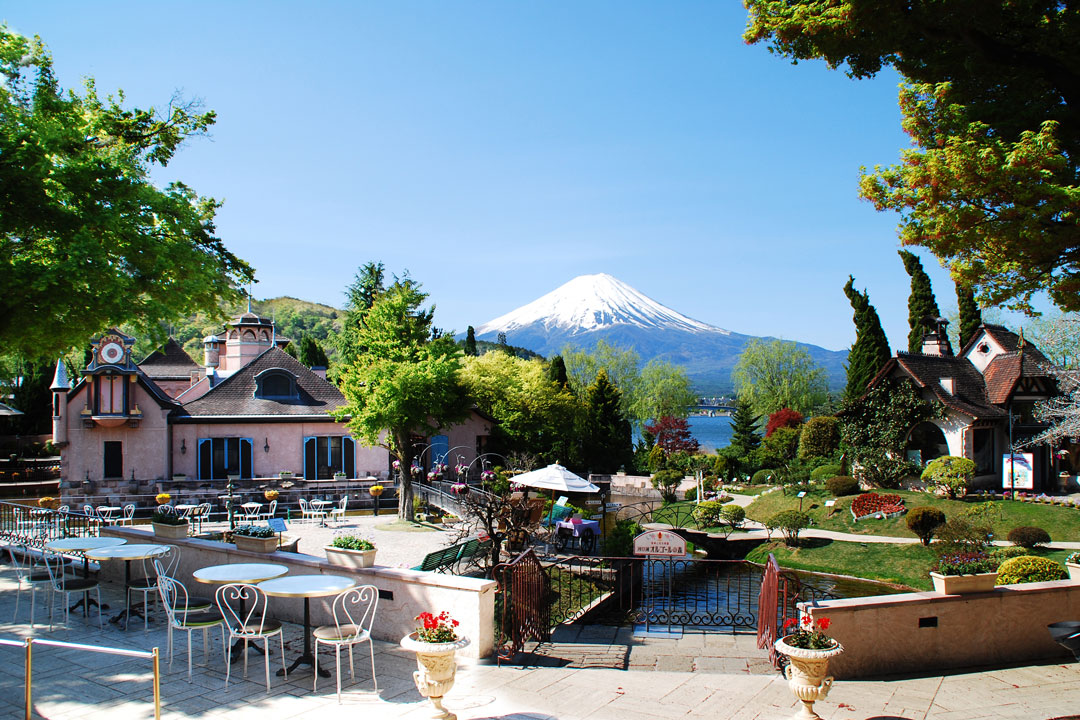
[311,366,327,380]
[921,316,953,357]
[203,334,220,368]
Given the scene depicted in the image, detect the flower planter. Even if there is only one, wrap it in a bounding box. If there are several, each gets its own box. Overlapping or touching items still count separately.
[152,522,189,539]
[400,633,471,720]
[1066,562,1080,581]
[333,473,347,481]
[930,571,998,594]
[172,474,187,481]
[774,636,844,720]
[233,535,279,553]
[324,545,376,568]
[279,472,293,479]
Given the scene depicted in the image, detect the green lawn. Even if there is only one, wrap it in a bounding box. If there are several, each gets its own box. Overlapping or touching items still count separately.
[746,539,1073,591]
[723,484,772,497]
[745,487,1080,543]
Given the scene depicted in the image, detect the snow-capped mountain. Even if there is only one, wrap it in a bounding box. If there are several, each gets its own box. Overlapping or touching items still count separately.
[473,274,847,392]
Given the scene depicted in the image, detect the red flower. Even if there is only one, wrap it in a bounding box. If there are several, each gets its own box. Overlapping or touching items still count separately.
[818,618,831,630]
[783,618,797,629]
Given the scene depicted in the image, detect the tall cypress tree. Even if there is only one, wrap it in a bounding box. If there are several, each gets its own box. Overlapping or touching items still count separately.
[296,334,329,368]
[843,276,892,400]
[955,279,982,350]
[899,250,947,353]
[464,326,478,356]
[582,370,633,473]
[546,355,569,389]
[728,397,761,456]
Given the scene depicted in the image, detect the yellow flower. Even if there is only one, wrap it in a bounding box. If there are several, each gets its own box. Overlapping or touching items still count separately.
[155,492,171,505]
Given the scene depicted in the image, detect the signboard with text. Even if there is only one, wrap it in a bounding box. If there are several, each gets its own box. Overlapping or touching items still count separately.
[1002,453,1034,490]
[632,530,687,557]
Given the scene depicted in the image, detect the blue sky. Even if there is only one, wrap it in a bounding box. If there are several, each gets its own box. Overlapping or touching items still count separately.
[7,2,972,352]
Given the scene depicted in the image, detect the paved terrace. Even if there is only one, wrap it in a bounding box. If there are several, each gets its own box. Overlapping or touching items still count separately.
[2,565,1079,719]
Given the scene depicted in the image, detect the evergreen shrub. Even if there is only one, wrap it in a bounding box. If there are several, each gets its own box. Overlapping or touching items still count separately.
[810,464,842,483]
[768,510,811,546]
[905,506,946,546]
[752,469,778,485]
[995,556,1067,585]
[1006,525,1051,549]
[826,475,859,496]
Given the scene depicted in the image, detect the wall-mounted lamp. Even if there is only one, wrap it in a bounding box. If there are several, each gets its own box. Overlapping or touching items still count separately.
[180,438,186,454]
[264,438,270,453]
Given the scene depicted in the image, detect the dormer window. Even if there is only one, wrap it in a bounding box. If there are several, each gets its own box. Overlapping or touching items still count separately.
[254,369,298,399]
[94,373,127,415]
[939,377,956,395]
[977,343,990,354]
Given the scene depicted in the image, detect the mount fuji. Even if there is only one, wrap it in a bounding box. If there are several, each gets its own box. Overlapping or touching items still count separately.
[473,274,847,393]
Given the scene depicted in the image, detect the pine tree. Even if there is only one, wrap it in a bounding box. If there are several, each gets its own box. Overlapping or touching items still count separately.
[955,279,982,350]
[337,262,385,365]
[581,370,633,473]
[728,397,761,456]
[899,250,948,354]
[464,326,478,356]
[296,334,329,368]
[843,276,892,400]
[546,355,569,389]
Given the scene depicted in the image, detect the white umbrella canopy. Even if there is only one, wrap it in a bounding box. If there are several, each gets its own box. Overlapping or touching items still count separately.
[512,463,600,493]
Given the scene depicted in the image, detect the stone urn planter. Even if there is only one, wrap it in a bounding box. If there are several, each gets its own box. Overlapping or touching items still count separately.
[1067,561,1080,581]
[152,521,189,540]
[324,545,377,568]
[929,571,998,594]
[400,633,470,720]
[233,535,278,553]
[774,636,844,720]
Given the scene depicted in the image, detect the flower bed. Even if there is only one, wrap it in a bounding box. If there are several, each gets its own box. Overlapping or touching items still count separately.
[851,492,906,521]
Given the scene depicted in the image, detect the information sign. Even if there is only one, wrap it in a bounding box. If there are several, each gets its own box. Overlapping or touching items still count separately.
[1002,453,1034,490]
[585,499,601,506]
[797,491,807,498]
[267,518,288,534]
[556,496,568,507]
[605,503,622,512]
[824,500,836,508]
[632,530,687,557]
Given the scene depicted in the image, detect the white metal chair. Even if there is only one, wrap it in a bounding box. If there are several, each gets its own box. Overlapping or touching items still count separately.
[258,499,277,521]
[6,544,52,627]
[95,506,117,525]
[43,550,103,630]
[158,574,225,681]
[193,502,212,533]
[328,496,348,525]
[241,503,262,523]
[126,546,183,632]
[215,583,287,691]
[120,504,136,526]
[313,584,378,702]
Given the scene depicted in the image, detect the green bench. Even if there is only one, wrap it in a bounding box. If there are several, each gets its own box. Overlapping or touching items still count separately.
[412,537,494,574]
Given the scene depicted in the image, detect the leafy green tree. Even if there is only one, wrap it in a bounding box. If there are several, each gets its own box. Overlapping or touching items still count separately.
[10,358,52,435]
[296,334,329,369]
[335,280,469,520]
[955,280,982,350]
[464,326,478,356]
[745,3,1080,313]
[899,250,947,354]
[732,339,828,418]
[336,262,386,366]
[581,370,633,474]
[457,352,578,463]
[843,277,891,400]
[798,416,840,461]
[650,469,683,504]
[630,360,696,423]
[0,27,253,359]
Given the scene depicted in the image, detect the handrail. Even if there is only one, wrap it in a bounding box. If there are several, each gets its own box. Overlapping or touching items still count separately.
[0,636,160,720]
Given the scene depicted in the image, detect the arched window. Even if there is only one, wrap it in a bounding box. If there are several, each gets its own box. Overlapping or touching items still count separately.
[906,422,949,466]
[254,369,297,399]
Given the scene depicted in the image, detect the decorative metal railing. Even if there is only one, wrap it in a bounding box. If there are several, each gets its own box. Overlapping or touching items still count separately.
[0,502,99,548]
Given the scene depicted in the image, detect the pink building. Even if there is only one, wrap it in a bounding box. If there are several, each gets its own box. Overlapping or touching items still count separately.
[51,312,491,491]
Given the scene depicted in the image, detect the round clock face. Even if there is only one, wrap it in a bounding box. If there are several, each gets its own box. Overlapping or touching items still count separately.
[100,341,124,364]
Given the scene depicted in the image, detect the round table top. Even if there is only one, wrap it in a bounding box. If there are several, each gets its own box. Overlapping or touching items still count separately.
[84,543,168,561]
[257,574,356,599]
[97,506,122,512]
[241,502,262,508]
[310,499,331,506]
[175,504,197,510]
[44,536,127,553]
[193,563,289,585]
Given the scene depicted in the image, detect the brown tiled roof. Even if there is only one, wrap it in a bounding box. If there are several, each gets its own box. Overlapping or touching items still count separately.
[178,347,346,417]
[983,351,1055,404]
[892,352,1005,419]
[139,338,200,380]
[961,324,1052,365]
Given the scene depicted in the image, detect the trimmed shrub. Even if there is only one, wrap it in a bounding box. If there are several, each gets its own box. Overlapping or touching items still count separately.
[768,510,811,547]
[752,469,778,485]
[719,503,746,528]
[692,500,727,528]
[766,408,804,438]
[810,464,842,483]
[602,519,643,557]
[826,475,859,496]
[995,556,1067,585]
[905,506,946,546]
[935,518,991,556]
[651,469,683,504]
[798,416,840,460]
[988,546,1027,564]
[921,456,975,499]
[1006,525,1052,549]
[684,486,697,502]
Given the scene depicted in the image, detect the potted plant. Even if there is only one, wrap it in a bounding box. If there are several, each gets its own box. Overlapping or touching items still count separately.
[325,533,377,568]
[232,524,279,553]
[369,483,385,516]
[1066,552,1080,580]
[775,616,844,720]
[37,496,60,510]
[930,551,999,593]
[333,471,347,480]
[400,611,470,720]
[264,488,279,501]
[155,492,172,506]
[279,470,293,479]
[151,507,189,539]
[172,473,187,481]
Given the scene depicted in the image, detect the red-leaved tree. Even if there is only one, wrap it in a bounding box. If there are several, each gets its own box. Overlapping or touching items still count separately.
[766,408,803,438]
[645,416,700,454]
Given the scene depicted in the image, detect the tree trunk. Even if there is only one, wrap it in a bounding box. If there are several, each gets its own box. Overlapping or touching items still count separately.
[395,431,416,521]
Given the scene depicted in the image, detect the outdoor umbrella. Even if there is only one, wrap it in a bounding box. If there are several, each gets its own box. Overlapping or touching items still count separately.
[511,463,599,525]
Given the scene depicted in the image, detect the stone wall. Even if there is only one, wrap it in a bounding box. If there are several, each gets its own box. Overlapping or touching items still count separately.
[801,579,1080,679]
[101,526,496,658]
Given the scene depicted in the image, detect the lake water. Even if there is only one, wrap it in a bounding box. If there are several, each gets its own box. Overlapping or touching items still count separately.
[687,415,734,452]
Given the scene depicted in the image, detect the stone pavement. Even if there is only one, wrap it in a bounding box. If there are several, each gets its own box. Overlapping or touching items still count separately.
[2,568,1080,720]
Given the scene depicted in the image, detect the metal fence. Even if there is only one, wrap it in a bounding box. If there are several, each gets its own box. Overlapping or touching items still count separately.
[0,636,160,720]
[0,501,100,548]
